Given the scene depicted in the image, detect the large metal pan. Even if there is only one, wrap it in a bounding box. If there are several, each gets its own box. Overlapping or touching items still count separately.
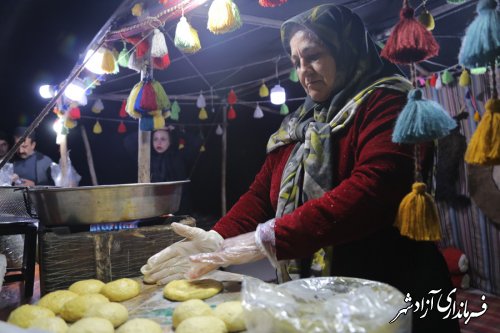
[27,181,188,226]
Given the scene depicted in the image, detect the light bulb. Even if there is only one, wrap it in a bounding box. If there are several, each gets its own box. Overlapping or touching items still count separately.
[52,118,63,134]
[84,48,106,74]
[270,84,286,105]
[39,85,56,99]
[64,79,87,105]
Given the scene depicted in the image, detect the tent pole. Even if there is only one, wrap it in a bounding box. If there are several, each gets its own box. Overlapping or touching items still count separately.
[138,47,152,183]
[221,106,227,216]
[80,125,98,185]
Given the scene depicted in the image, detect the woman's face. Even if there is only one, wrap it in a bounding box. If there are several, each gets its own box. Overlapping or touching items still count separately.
[289,30,337,103]
[153,130,170,153]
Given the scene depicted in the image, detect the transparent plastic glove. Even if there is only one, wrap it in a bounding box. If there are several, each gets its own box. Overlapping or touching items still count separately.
[187,231,266,279]
[141,222,223,285]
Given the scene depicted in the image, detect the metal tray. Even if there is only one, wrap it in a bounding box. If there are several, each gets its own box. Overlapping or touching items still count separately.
[27,181,188,225]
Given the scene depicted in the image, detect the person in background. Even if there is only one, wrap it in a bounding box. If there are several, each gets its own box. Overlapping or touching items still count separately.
[0,131,10,161]
[12,127,54,186]
[151,128,191,214]
[142,4,459,332]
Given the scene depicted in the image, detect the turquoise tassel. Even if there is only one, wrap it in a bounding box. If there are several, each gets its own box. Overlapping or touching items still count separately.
[139,116,154,131]
[458,0,500,68]
[392,89,457,143]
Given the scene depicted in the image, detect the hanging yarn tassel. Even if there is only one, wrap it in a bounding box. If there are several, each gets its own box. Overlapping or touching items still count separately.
[170,100,181,121]
[418,8,435,31]
[470,67,488,75]
[126,81,143,119]
[280,103,289,115]
[179,138,185,150]
[118,121,127,133]
[474,110,482,122]
[228,106,237,120]
[459,68,471,87]
[259,82,269,97]
[69,107,81,120]
[199,107,208,120]
[139,116,154,131]
[92,99,104,114]
[289,68,299,82]
[197,91,206,108]
[128,51,142,72]
[429,73,438,87]
[64,118,77,129]
[93,120,103,134]
[392,89,457,143]
[259,0,288,7]
[151,29,169,57]
[153,53,171,70]
[207,0,242,34]
[132,3,143,16]
[253,104,264,119]
[227,89,237,105]
[174,16,201,53]
[101,48,117,74]
[200,144,206,152]
[417,77,426,87]
[153,112,165,130]
[151,80,171,110]
[216,124,223,135]
[117,43,130,68]
[139,81,158,111]
[119,100,127,118]
[435,73,443,90]
[465,98,500,165]
[441,69,454,85]
[380,0,439,64]
[458,0,500,68]
[394,182,442,241]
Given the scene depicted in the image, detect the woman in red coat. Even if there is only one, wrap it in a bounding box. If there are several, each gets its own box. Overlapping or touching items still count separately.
[142,4,459,332]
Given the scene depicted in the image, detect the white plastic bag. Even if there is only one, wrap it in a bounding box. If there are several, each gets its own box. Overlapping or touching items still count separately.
[50,153,81,187]
[0,163,14,186]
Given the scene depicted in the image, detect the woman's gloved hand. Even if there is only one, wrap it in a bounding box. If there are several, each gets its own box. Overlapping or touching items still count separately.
[140,222,223,285]
[186,231,266,280]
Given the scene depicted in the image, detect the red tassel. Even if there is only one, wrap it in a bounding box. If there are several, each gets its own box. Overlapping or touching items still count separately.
[259,0,288,7]
[153,53,171,70]
[140,82,158,110]
[179,138,185,150]
[118,121,127,133]
[429,73,438,87]
[119,100,127,118]
[126,36,150,59]
[228,106,237,120]
[69,107,81,120]
[380,0,439,64]
[227,89,237,105]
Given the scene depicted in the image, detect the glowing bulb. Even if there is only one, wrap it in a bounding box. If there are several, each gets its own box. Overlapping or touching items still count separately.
[39,85,56,99]
[53,118,63,134]
[63,79,87,105]
[84,48,106,74]
[270,84,286,105]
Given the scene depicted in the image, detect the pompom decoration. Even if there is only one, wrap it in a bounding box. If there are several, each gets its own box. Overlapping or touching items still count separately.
[227,89,237,105]
[151,29,169,57]
[216,124,224,135]
[392,89,457,143]
[117,43,130,68]
[118,121,127,133]
[380,0,439,64]
[470,67,488,75]
[199,107,208,120]
[464,98,500,165]
[174,16,201,53]
[200,144,206,152]
[458,0,500,68]
[119,100,127,118]
[429,73,438,87]
[101,48,118,74]
[441,69,454,85]
[93,120,103,134]
[140,117,154,131]
[69,107,81,120]
[474,110,482,122]
[289,68,299,82]
[459,69,471,86]
[92,99,104,114]
[418,9,435,31]
[207,0,242,34]
[228,106,237,120]
[128,51,142,72]
[435,74,443,90]
[132,3,143,16]
[259,82,269,97]
[280,103,289,115]
[126,36,150,59]
[64,118,77,129]
[153,53,171,70]
[253,104,264,119]
[394,182,442,241]
[170,100,180,121]
[179,138,185,150]
[259,0,288,7]
[196,91,206,108]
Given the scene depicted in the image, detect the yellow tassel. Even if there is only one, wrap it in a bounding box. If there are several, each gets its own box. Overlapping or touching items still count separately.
[198,107,208,120]
[101,48,116,74]
[93,121,102,134]
[64,118,77,129]
[474,110,481,122]
[459,69,471,87]
[153,113,165,129]
[394,182,441,241]
[418,10,435,31]
[259,82,269,97]
[126,82,143,119]
[174,16,201,53]
[207,0,242,34]
[131,3,143,17]
[200,144,206,152]
[464,98,500,165]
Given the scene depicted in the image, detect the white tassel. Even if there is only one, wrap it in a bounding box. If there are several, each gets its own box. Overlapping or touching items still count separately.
[435,74,443,90]
[151,29,169,57]
[92,99,104,114]
[216,124,224,135]
[196,91,206,108]
[253,104,264,119]
[127,51,141,72]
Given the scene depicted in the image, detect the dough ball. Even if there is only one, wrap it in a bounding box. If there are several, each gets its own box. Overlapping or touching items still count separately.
[84,302,129,327]
[67,317,114,333]
[163,279,223,301]
[100,278,140,302]
[176,316,227,333]
[38,290,78,314]
[116,318,162,333]
[69,279,105,295]
[29,317,69,333]
[60,293,109,322]
[7,304,55,328]
[213,301,245,332]
[172,299,213,328]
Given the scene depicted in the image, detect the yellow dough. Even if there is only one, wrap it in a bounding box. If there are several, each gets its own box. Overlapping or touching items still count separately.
[7,304,55,328]
[100,278,141,302]
[84,302,129,327]
[38,290,78,314]
[176,316,228,333]
[29,317,69,333]
[67,317,114,333]
[172,299,214,328]
[214,301,246,332]
[69,279,105,295]
[116,318,162,333]
[163,279,223,301]
[60,293,109,322]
